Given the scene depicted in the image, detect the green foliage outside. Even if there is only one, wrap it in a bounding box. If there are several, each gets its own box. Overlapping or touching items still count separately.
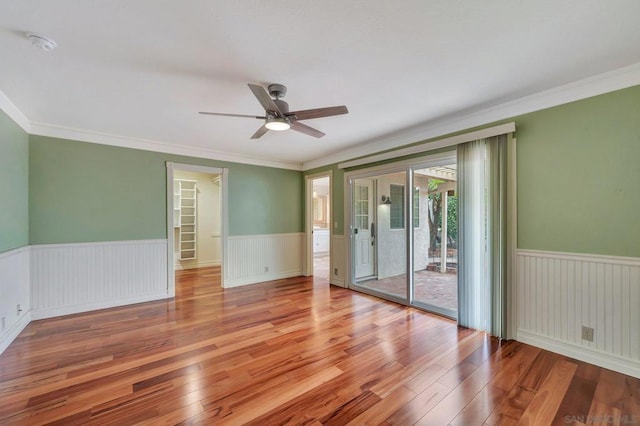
[427,178,457,247]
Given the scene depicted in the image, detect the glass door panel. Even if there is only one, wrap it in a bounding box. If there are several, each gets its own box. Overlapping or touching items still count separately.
[412,165,458,317]
[352,171,407,302]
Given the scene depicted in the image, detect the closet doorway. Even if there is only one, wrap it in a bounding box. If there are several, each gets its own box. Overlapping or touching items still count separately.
[166,163,228,296]
[305,171,332,281]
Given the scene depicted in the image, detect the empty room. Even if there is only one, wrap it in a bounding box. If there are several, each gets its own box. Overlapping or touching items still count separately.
[1,1,639,424]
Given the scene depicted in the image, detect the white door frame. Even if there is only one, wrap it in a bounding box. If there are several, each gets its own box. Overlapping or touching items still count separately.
[166,162,229,296]
[304,170,333,278]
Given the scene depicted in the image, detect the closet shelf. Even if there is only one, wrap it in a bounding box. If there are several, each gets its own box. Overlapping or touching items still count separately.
[175,179,198,261]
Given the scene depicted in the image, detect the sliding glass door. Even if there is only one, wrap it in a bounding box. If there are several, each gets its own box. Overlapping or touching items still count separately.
[411,165,457,318]
[348,154,458,318]
[351,171,408,303]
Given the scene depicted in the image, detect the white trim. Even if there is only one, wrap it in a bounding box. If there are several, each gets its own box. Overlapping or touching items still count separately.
[517,248,640,267]
[329,235,346,287]
[31,295,166,321]
[0,245,30,258]
[338,123,515,169]
[304,62,640,170]
[0,310,31,355]
[166,162,228,293]
[343,151,457,180]
[29,238,165,250]
[169,163,225,175]
[166,164,176,297]
[518,329,640,379]
[0,90,30,133]
[305,171,333,278]
[221,168,230,286]
[29,121,302,171]
[227,232,303,240]
[224,270,302,288]
[0,246,31,355]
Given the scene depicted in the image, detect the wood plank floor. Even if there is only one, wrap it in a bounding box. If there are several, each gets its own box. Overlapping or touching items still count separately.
[1,266,638,425]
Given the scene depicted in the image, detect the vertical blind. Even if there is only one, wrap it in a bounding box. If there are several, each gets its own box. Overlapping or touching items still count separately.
[457,134,509,338]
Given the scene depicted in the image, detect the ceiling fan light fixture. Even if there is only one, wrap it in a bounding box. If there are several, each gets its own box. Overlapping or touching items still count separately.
[265,117,290,131]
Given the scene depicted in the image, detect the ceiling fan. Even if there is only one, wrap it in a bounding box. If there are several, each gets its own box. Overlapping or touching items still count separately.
[199,83,349,139]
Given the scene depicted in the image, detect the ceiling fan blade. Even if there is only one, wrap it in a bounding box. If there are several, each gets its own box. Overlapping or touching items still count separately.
[290,121,325,138]
[199,112,266,119]
[250,125,269,139]
[248,84,281,114]
[287,105,348,121]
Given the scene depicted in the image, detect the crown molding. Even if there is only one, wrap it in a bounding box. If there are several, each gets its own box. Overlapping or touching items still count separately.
[0,91,31,133]
[27,121,303,171]
[302,61,640,171]
[0,90,301,171]
[4,62,640,173]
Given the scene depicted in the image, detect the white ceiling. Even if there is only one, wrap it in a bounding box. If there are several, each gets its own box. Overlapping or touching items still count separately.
[1,1,640,170]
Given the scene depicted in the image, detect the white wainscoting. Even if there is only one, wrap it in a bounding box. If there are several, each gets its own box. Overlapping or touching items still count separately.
[30,240,168,320]
[225,233,303,287]
[330,235,346,287]
[0,246,31,355]
[517,249,640,378]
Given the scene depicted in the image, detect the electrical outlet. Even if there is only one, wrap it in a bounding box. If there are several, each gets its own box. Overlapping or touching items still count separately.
[334,268,339,276]
[264,266,269,273]
[581,325,594,342]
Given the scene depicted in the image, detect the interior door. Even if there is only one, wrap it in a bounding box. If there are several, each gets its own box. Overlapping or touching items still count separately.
[354,180,374,279]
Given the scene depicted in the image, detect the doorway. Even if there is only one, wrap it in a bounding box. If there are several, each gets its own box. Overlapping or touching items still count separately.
[346,152,458,318]
[166,163,228,296]
[305,172,332,281]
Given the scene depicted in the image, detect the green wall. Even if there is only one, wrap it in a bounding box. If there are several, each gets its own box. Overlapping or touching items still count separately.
[29,136,303,244]
[516,86,640,257]
[306,85,640,258]
[0,110,29,253]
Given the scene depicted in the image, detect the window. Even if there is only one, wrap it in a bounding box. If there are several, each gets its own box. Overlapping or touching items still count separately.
[354,184,369,230]
[390,184,404,229]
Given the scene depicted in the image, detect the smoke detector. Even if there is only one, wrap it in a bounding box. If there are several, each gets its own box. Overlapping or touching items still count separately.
[26,33,57,51]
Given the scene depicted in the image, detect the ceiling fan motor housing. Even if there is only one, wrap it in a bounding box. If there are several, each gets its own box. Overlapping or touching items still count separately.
[268,83,287,99]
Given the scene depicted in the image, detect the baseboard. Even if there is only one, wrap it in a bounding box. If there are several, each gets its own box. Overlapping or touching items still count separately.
[0,310,31,355]
[330,277,346,288]
[31,292,169,320]
[517,329,640,379]
[224,269,302,288]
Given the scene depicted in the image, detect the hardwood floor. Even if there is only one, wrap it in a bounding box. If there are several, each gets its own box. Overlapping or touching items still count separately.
[1,266,638,425]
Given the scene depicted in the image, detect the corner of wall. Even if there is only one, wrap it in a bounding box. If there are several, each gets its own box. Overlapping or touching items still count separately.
[0,246,31,355]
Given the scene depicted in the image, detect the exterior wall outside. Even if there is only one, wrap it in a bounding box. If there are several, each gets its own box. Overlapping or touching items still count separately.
[376,173,406,279]
[413,176,431,272]
[376,173,430,279]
